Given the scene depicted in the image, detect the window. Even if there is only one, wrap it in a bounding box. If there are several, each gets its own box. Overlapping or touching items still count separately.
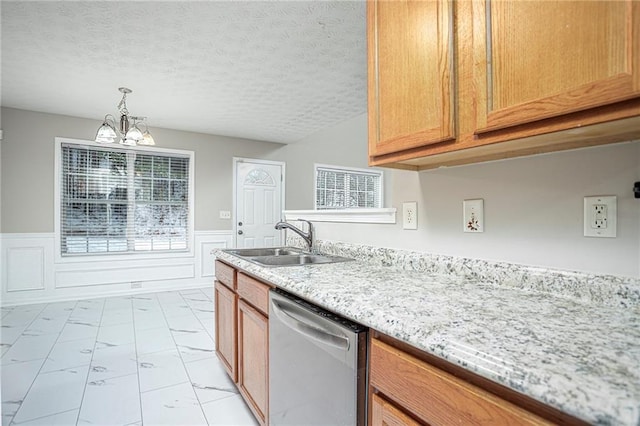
[315,164,383,210]
[58,141,192,256]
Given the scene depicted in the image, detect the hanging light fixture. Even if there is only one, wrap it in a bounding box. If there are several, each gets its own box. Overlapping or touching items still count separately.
[95,87,155,146]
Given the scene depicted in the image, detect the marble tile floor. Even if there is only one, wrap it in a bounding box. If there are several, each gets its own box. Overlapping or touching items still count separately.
[0,288,258,426]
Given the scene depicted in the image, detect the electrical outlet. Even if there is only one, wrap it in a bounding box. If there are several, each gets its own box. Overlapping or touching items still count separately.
[463,199,484,233]
[593,204,607,228]
[584,196,616,238]
[219,210,231,219]
[402,202,417,230]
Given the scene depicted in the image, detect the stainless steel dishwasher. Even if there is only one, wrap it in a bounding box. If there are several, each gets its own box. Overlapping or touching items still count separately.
[269,288,368,426]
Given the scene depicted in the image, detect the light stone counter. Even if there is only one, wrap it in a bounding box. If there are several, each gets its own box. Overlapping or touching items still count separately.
[215,240,640,425]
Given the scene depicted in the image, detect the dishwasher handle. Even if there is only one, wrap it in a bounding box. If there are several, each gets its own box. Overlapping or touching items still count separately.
[271,298,350,351]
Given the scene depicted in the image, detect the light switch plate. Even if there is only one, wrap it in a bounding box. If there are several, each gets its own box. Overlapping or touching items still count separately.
[584,196,616,238]
[463,199,484,233]
[219,210,231,219]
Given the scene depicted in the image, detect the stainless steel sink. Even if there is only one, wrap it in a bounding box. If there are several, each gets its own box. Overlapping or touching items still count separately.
[248,254,352,267]
[223,247,353,267]
[226,247,305,257]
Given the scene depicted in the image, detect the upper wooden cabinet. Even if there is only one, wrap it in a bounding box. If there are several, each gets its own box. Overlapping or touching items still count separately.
[474,0,640,133]
[368,0,640,170]
[367,0,455,156]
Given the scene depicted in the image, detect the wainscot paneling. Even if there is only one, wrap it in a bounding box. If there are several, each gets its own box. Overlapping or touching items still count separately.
[0,230,234,306]
[3,234,53,293]
[7,247,45,292]
[54,261,196,288]
[200,242,227,278]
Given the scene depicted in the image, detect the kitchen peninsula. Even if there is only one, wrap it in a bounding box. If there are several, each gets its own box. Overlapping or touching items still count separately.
[215,240,640,425]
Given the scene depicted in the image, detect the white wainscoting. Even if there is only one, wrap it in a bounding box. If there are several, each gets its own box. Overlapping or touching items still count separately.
[0,230,233,306]
[4,234,54,293]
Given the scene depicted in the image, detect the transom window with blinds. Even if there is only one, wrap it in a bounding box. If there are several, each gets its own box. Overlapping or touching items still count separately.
[58,141,193,256]
[315,164,383,210]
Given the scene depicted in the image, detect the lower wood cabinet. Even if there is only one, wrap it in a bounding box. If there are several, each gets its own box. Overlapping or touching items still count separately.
[369,337,562,426]
[214,275,237,382]
[214,261,270,426]
[238,299,269,424]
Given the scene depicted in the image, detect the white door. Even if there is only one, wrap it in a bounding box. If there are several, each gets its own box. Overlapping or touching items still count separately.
[234,159,285,248]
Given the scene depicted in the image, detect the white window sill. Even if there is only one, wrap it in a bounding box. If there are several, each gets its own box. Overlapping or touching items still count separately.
[283,208,396,224]
[54,249,195,265]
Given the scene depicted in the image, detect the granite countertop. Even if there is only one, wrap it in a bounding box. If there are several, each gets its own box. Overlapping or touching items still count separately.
[215,241,640,425]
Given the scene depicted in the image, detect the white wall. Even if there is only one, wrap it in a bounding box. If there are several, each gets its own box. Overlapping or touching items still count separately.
[0,107,283,233]
[274,113,640,278]
[0,108,281,305]
[264,114,371,209]
[2,107,639,306]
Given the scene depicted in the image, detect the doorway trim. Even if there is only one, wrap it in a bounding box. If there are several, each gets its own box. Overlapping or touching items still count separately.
[232,157,286,248]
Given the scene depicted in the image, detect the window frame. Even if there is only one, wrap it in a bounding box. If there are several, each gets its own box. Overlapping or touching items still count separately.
[314,163,384,210]
[54,137,195,263]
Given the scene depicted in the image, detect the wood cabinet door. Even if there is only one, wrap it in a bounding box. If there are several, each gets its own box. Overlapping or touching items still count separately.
[474,0,640,133]
[371,393,421,426]
[238,299,268,425]
[214,280,237,382]
[368,0,456,157]
[370,339,550,425]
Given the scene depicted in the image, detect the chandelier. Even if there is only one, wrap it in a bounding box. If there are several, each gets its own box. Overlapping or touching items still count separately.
[95,87,155,146]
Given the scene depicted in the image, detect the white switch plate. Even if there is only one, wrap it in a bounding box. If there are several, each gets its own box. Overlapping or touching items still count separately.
[219,210,231,219]
[584,196,616,238]
[463,199,484,233]
[402,202,418,230]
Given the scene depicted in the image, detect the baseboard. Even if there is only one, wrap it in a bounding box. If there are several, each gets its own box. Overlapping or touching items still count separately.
[1,280,213,307]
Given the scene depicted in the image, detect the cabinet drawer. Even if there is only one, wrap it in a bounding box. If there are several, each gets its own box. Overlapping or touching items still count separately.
[370,338,550,425]
[215,260,236,290]
[237,273,271,316]
[371,393,420,426]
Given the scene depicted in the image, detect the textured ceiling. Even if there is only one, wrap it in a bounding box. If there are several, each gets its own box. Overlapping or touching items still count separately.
[1,1,367,144]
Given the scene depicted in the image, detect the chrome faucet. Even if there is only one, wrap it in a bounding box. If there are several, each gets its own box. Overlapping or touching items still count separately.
[275,219,315,253]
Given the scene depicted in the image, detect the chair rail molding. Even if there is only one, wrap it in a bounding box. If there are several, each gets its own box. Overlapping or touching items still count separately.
[1,230,233,306]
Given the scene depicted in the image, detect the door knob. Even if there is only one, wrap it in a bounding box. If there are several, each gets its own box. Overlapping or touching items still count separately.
[238,230,243,235]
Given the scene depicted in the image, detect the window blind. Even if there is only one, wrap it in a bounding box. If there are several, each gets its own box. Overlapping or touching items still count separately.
[315,166,382,210]
[60,144,190,255]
